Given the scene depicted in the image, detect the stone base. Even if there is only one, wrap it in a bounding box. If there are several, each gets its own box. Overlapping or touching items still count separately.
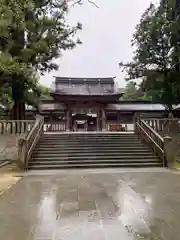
[0,136,23,163]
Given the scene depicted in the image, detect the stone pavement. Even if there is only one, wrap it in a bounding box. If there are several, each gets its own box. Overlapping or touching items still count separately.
[0,164,21,196]
[0,168,180,239]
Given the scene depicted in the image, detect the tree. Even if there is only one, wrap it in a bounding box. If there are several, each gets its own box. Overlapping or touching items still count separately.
[26,84,51,108]
[0,83,50,112]
[122,81,152,101]
[0,0,81,119]
[122,82,138,100]
[119,0,180,112]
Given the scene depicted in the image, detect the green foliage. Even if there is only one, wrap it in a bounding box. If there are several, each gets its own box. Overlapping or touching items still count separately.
[0,82,50,109]
[26,84,51,107]
[122,81,152,101]
[120,0,180,111]
[0,86,12,107]
[0,0,81,116]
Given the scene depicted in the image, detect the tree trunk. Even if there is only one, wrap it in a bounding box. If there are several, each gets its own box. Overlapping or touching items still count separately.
[11,100,25,120]
[167,104,173,118]
[168,111,174,118]
[11,77,25,120]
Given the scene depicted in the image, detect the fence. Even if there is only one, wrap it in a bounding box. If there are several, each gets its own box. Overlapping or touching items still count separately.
[0,120,35,135]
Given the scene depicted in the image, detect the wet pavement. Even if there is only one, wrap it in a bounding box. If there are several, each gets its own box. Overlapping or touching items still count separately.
[0,168,180,239]
[0,164,21,197]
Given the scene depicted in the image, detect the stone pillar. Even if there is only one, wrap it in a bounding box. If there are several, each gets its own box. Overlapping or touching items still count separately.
[49,112,53,122]
[101,108,107,131]
[133,112,140,134]
[96,110,101,131]
[164,136,175,168]
[66,109,71,131]
[164,119,179,136]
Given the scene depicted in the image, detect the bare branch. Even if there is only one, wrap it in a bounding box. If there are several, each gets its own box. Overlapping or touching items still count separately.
[68,0,99,8]
[88,0,99,8]
[72,0,83,7]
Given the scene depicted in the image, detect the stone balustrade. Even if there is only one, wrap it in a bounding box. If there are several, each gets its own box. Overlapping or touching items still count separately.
[0,120,34,135]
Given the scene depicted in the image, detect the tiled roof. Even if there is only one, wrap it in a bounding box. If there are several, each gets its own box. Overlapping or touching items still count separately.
[55,77,115,84]
[174,104,180,110]
[53,77,117,96]
[39,103,66,111]
[54,85,116,96]
[37,101,167,112]
[105,103,166,111]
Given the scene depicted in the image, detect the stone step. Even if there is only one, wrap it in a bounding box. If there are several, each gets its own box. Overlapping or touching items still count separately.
[36,142,142,146]
[28,162,163,170]
[40,135,139,139]
[31,154,157,161]
[37,141,143,144]
[34,144,149,152]
[35,145,143,150]
[29,159,160,165]
[29,132,163,170]
[40,134,138,138]
[42,133,135,137]
[34,147,149,152]
[40,136,139,140]
[35,146,145,150]
[33,148,150,154]
[41,136,139,140]
[32,151,154,158]
[40,140,139,143]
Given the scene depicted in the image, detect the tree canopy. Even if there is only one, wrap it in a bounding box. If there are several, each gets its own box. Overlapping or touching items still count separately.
[120,0,180,111]
[0,0,81,118]
[122,81,152,101]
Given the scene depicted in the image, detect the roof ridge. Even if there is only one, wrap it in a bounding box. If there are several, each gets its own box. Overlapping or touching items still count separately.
[54,77,115,82]
[54,76,115,78]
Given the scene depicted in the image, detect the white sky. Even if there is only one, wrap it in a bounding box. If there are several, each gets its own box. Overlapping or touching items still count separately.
[40,0,158,88]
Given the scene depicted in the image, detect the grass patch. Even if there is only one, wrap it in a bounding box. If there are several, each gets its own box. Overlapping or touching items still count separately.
[173,161,180,168]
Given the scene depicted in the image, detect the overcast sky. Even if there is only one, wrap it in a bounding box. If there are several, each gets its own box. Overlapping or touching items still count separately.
[40,0,158,88]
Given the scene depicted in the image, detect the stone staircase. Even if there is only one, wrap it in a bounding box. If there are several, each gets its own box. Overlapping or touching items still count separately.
[28,133,163,170]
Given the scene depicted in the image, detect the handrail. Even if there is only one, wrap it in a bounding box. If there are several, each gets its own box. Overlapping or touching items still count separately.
[136,122,164,153]
[136,117,180,168]
[141,120,164,142]
[26,116,44,159]
[143,118,177,121]
[18,115,44,169]
[135,117,166,166]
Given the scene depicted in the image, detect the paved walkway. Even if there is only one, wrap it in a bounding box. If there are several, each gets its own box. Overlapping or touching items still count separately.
[0,168,180,239]
[0,164,21,196]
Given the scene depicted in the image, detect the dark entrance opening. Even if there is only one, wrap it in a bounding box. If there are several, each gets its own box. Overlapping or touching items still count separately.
[72,114,97,131]
[87,116,97,131]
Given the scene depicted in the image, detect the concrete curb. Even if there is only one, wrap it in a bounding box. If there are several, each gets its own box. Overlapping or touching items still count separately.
[0,160,11,168]
[0,177,22,198]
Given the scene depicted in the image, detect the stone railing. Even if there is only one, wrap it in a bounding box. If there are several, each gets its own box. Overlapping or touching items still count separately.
[18,115,44,169]
[135,117,166,166]
[159,118,180,167]
[0,120,34,135]
[106,123,128,132]
[136,117,180,168]
[143,118,180,136]
[44,121,66,132]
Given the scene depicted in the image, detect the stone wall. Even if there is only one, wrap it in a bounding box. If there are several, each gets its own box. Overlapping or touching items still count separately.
[0,135,25,163]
